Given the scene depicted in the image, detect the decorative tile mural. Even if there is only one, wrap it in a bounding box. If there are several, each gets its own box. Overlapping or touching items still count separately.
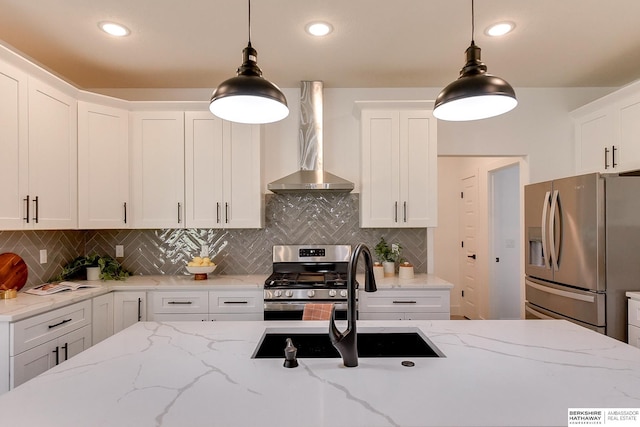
[1,193,428,286]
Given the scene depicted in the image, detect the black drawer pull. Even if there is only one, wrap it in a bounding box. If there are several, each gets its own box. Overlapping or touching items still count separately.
[223,301,248,304]
[392,300,417,304]
[48,318,72,329]
[167,301,193,305]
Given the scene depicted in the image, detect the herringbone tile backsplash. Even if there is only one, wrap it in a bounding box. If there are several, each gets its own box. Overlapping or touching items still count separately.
[1,194,427,286]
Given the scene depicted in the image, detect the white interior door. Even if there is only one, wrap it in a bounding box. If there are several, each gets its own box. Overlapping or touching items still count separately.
[460,173,479,319]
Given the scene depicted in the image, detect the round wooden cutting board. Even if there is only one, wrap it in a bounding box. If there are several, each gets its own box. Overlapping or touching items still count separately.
[0,253,28,291]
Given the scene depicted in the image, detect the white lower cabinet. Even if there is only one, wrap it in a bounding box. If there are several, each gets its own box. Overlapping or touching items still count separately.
[629,298,640,348]
[9,300,92,389]
[359,289,450,320]
[113,291,146,333]
[209,289,263,321]
[92,293,114,345]
[148,291,209,321]
[11,324,91,388]
[147,289,263,321]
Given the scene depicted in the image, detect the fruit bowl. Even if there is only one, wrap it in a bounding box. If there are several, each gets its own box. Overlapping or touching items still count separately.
[186,265,216,280]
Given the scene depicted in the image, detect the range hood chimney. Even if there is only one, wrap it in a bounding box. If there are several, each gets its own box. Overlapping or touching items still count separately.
[267,81,354,193]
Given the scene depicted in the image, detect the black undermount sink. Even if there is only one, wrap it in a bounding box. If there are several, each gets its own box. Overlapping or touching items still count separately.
[253,328,444,359]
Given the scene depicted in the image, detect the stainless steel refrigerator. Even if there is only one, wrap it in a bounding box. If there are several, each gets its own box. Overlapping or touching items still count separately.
[525,172,640,342]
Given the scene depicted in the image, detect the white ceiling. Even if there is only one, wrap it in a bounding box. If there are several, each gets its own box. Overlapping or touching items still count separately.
[1,0,639,91]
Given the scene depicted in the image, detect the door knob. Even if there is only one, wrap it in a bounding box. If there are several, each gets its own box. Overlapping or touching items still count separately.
[467,254,477,259]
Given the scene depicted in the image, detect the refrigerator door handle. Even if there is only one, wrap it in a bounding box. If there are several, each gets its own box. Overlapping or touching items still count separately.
[549,189,560,271]
[541,191,551,269]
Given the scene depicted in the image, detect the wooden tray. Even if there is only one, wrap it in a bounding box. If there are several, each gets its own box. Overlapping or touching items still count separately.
[0,253,28,291]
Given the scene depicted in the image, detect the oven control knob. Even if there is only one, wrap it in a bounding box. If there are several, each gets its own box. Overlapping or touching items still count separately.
[274,290,282,298]
[285,290,293,298]
[328,290,337,297]
[340,290,348,298]
[307,290,315,298]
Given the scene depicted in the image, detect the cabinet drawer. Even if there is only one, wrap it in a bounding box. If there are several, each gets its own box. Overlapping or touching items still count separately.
[11,300,91,356]
[360,290,450,313]
[209,290,263,314]
[629,298,640,328]
[150,291,208,314]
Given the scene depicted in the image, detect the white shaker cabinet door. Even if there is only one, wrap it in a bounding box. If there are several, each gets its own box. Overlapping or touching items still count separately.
[0,61,28,230]
[185,112,262,229]
[574,107,615,174]
[359,105,437,228]
[27,78,78,229]
[113,291,146,333]
[130,111,185,228]
[78,102,129,229]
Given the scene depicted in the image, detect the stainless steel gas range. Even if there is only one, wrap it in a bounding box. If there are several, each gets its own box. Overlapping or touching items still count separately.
[263,245,355,320]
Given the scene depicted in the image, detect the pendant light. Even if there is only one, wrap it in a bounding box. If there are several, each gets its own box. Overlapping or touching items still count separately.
[209,0,289,124]
[433,0,517,121]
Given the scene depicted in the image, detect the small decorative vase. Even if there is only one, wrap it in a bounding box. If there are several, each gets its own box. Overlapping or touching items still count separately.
[373,263,384,281]
[382,261,395,277]
[86,266,100,281]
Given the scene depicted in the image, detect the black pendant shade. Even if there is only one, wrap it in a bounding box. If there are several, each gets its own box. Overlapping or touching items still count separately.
[433,0,517,121]
[209,1,289,124]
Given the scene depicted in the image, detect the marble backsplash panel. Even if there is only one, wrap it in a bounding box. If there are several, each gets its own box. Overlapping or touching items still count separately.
[0,193,428,285]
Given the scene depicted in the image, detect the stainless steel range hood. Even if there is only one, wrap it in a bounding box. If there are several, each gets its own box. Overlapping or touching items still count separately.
[268,81,354,193]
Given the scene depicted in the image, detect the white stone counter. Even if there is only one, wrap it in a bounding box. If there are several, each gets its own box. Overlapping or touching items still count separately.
[369,273,454,290]
[0,319,638,427]
[627,291,640,302]
[0,274,265,322]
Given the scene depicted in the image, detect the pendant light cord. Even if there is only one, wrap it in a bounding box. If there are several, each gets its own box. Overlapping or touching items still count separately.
[247,0,252,47]
[470,0,475,44]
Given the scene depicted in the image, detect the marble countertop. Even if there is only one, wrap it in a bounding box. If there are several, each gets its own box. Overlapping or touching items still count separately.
[0,274,452,322]
[627,292,640,302]
[0,319,638,427]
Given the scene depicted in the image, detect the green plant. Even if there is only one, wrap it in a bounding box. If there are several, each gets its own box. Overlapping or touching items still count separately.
[374,237,404,263]
[53,254,130,281]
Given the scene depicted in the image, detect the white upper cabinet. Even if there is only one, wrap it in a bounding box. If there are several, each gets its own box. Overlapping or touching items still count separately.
[573,80,640,174]
[0,70,77,231]
[185,112,263,229]
[130,111,185,228]
[78,102,129,229]
[27,78,78,229]
[358,102,437,228]
[0,61,28,230]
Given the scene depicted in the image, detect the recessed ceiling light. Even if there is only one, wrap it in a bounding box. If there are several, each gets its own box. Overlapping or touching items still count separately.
[305,22,333,37]
[98,21,130,37]
[485,21,515,37]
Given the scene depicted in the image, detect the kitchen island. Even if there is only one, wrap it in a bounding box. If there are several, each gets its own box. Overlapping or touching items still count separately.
[0,319,638,426]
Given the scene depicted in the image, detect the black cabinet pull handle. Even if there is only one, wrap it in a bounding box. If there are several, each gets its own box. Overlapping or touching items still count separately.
[33,196,39,223]
[23,195,29,223]
[225,202,229,223]
[403,201,407,222]
[394,201,398,223]
[467,254,477,259]
[392,300,417,304]
[137,297,142,321]
[53,346,59,365]
[48,318,72,329]
[612,145,618,168]
[123,202,127,224]
[223,301,248,304]
[62,343,69,361]
[167,301,193,305]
